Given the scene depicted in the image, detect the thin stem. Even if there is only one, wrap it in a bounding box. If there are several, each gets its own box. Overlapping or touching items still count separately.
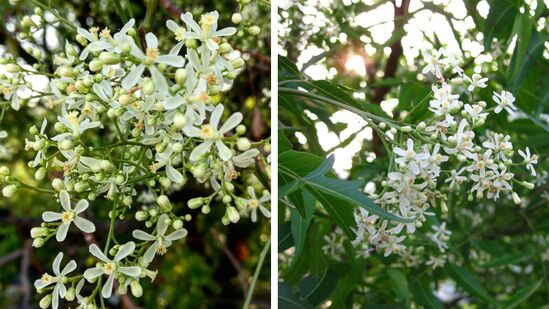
[142,0,159,30]
[242,237,270,309]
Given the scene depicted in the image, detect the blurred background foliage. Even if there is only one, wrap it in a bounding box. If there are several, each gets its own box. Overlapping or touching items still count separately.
[0,0,271,308]
[278,0,549,308]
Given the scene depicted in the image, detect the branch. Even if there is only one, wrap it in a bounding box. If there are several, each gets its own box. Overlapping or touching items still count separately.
[210,228,249,297]
[159,0,182,18]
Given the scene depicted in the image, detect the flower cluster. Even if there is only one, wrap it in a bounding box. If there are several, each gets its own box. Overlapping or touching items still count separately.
[0,10,270,309]
[351,47,537,262]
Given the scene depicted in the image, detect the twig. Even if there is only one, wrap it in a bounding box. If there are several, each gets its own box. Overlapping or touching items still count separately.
[0,249,23,267]
[159,0,182,18]
[242,237,270,309]
[20,239,32,309]
[210,229,249,297]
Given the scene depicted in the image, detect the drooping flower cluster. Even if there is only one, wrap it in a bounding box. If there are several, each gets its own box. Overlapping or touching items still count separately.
[351,47,537,262]
[0,9,269,309]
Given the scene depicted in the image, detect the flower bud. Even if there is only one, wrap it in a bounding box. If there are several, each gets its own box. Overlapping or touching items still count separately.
[400,126,412,133]
[230,58,245,69]
[248,25,260,35]
[512,192,521,205]
[130,280,143,297]
[65,286,76,301]
[159,177,172,189]
[74,182,89,193]
[191,162,208,179]
[59,139,73,150]
[222,195,232,204]
[142,79,155,95]
[173,112,187,130]
[99,52,120,64]
[417,122,426,131]
[441,200,448,213]
[34,167,46,181]
[33,237,45,248]
[100,160,114,171]
[31,227,47,238]
[186,39,198,49]
[226,206,240,223]
[156,195,172,211]
[0,166,10,176]
[175,68,187,86]
[39,294,52,309]
[231,13,242,24]
[89,59,103,72]
[520,181,535,190]
[219,43,232,54]
[135,210,148,221]
[52,178,64,191]
[5,63,19,73]
[235,197,247,209]
[76,34,88,46]
[172,219,184,230]
[119,94,133,106]
[2,184,17,197]
[236,137,251,151]
[236,124,246,135]
[202,205,211,214]
[187,197,204,209]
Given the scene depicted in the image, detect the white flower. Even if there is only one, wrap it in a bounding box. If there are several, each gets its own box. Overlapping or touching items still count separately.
[444,119,476,159]
[54,111,103,140]
[83,242,141,298]
[186,104,243,161]
[34,252,76,309]
[421,48,447,79]
[78,19,136,60]
[429,84,461,123]
[464,103,488,123]
[393,138,429,175]
[518,147,538,176]
[132,214,188,263]
[42,190,96,241]
[430,222,451,252]
[464,73,488,91]
[493,90,517,114]
[121,33,185,93]
[425,255,446,269]
[180,12,237,51]
[445,168,466,188]
[246,187,271,222]
[232,149,260,168]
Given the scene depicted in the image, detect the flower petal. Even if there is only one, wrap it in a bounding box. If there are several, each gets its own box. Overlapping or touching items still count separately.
[119,266,141,277]
[157,214,169,235]
[115,241,135,261]
[62,260,77,275]
[143,241,158,263]
[166,164,184,184]
[210,104,223,129]
[214,27,237,37]
[52,285,59,309]
[133,230,156,241]
[56,223,69,242]
[190,141,213,161]
[219,112,243,134]
[59,190,71,211]
[165,229,188,241]
[216,140,232,161]
[121,64,145,90]
[42,211,62,222]
[166,20,180,32]
[53,252,63,275]
[145,33,158,49]
[74,217,96,233]
[150,66,169,94]
[89,244,110,262]
[74,199,89,214]
[156,55,185,67]
[101,273,115,298]
[83,267,104,281]
[57,281,67,298]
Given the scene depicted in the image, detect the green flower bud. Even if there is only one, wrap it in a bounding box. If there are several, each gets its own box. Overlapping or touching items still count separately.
[219,43,232,54]
[236,137,251,151]
[65,286,76,301]
[236,124,246,135]
[57,67,74,77]
[30,227,47,238]
[156,195,172,211]
[39,294,52,309]
[186,39,198,49]
[173,112,186,129]
[76,34,88,46]
[130,280,143,297]
[99,52,120,64]
[231,13,242,24]
[159,177,172,189]
[142,79,155,95]
[89,59,103,72]
[35,167,46,181]
[135,210,148,221]
[2,184,17,197]
[0,166,9,176]
[52,178,64,191]
[226,206,239,223]
[33,49,42,60]
[33,237,45,248]
[230,58,245,69]
[512,192,521,205]
[175,68,187,86]
[235,197,247,209]
[187,197,204,209]
[5,64,19,73]
[59,139,73,150]
[172,219,184,230]
[248,25,260,35]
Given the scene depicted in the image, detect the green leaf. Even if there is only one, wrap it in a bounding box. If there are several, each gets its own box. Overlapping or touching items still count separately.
[279,129,293,153]
[290,190,315,262]
[480,253,531,269]
[483,0,520,50]
[410,276,444,309]
[503,279,543,309]
[445,263,492,302]
[511,30,548,91]
[279,56,302,81]
[278,221,294,252]
[279,282,313,309]
[387,269,411,307]
[298,268,339,306]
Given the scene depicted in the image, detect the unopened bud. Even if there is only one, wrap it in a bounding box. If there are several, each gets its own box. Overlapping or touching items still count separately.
[231,13,242,24]
[52,178,64,191]
[35,167,46,180]
[226,206,240,223]
[156,195,172,211]
[135,210,148,221]
[512,192,521,205]
[2,184,17,197]
[248,25,260,35]
[175,69,187,86]
[236,137,251,151]
[188,197,204,209]
[33,237,45,248]
[39,294,52,309]
[130,280,143,297]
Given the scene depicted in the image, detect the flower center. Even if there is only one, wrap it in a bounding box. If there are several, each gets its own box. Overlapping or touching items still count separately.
[61,211,75,224]
[146,48,159,61]
[198,92,210,103]
[175,28,185,41]
[200,124,214,139]
[201,14,216,27]
[67,112,80,129]
[41,273,55,285]
[156,244,167,255]
[249,199,259,208]
[103,262,116,275]
[405,149,415,159]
